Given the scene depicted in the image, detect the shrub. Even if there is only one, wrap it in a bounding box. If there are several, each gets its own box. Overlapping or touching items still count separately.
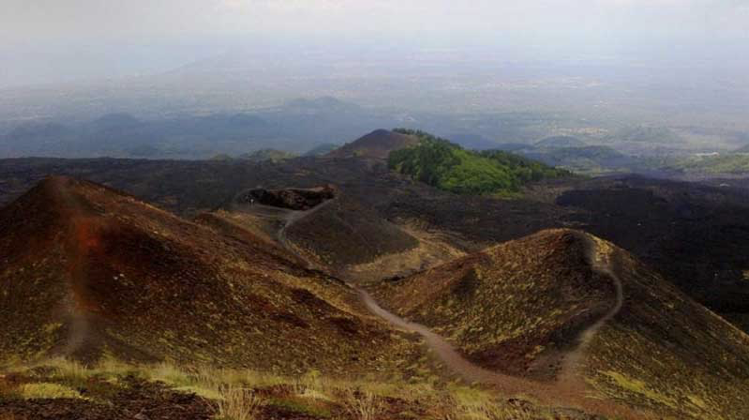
[20,383,82,399]
[215,386,265,420]
[342,389,383,420]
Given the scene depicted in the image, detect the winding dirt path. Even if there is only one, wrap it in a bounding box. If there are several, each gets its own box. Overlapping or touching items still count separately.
[272,199,635,417]
[357,232,635,418]
[355,231,626,396]
[557,232,626,387]
[356,234,626,390]
[358,288,550,395]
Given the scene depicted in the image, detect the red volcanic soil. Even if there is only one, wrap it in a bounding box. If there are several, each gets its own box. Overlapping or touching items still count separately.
[0,176,407,374]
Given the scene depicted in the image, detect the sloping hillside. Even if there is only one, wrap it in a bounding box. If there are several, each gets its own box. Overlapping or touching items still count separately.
[671,153,749,175]
[388,130,570,195]
[373,229,749,419]
[284,194,419,268]
[238,148,298,162]
[0,177,418,376]
[523,145,636,174]
[327,129,420,160]
[223,187,421,274]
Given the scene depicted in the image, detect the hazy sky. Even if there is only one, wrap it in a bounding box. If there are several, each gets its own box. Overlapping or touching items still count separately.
[4,0,748,44]
[2,0,748,87]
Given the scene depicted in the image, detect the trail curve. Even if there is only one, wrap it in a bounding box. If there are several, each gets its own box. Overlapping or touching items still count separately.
[267,201,634,417]
[558,232,626,387]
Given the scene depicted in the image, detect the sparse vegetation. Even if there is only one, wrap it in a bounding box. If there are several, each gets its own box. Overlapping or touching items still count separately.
[0,359,566,420]
[373,229,749,420]
[2,161,749,420]
[19,383,82,400]
[215,386,265,420]
[444,386,539,420]
[341,389,382,420]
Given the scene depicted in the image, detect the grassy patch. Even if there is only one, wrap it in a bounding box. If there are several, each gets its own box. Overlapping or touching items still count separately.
[19,383,82,399]
[268,396,332,418]
[442,385,547,420]
[341,389,383,420]
[600,370,678,410]
[215,386,265,420]
[2,358,620,420]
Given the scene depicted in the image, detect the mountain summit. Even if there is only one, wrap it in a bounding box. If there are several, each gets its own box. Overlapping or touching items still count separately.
[327,129,420,160]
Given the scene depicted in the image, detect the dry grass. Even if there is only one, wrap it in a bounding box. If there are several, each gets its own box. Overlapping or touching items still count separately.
[342,389,383,420]
[2,359,579,420]
[19,383,82,400]
[455,404,538,420]
[39,358,90,382]
[442,386,548,420]
[215,386,265,420]
[144,364,288,401]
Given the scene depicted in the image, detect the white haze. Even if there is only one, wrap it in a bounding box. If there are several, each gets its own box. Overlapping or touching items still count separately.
[2,0,748,87]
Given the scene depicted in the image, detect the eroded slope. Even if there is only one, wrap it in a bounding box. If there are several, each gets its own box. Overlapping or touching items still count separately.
[0,177,418,376]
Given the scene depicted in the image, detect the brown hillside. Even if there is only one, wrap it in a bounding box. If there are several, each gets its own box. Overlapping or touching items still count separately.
[223,187,420,271]
[284,194,419,268]
[0,177,419,376]
[327,129,419,160]
[372,229,749,420]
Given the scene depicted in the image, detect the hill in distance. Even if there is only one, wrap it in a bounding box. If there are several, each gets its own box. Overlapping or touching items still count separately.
[304,143,340,156]
[522,145,637,175]
[486,136,643,175]
[535,136,587,149]
[238,148,298,163]
[372,229,749,420]
[446,133,500,150]
[327,129,420,160]
[670,152,749,175]
[388,129,571,196]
